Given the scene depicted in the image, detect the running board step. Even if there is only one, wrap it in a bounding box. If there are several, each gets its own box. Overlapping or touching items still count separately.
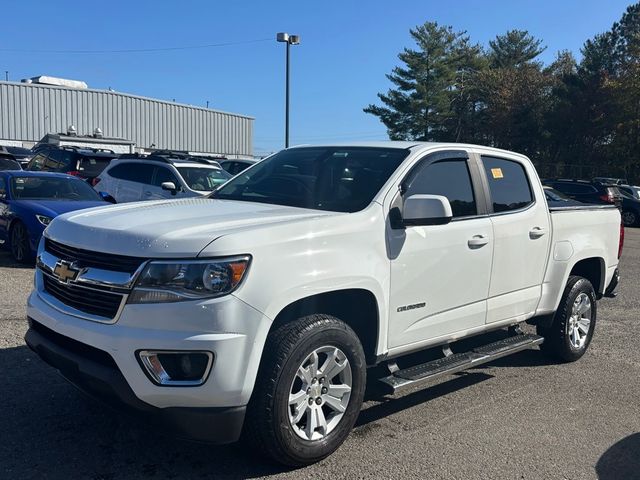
[379,333,544,393]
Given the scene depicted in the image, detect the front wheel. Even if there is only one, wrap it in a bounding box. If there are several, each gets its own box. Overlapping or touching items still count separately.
[10,221,32,263]
[537,275,597,362]
[244,314,366,466]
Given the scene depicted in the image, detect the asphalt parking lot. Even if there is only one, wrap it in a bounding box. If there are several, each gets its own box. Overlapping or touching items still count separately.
[1,232,639,480]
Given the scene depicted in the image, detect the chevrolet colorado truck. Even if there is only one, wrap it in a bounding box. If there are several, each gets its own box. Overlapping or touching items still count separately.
[25,142,623,466]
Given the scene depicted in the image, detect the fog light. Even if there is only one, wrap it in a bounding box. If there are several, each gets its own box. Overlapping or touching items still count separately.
[138,351,213,386]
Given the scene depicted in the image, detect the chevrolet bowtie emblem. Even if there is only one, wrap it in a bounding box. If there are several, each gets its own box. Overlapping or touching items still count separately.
[52,260,80,283]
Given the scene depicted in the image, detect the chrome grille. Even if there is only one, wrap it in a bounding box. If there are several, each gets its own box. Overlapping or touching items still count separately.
[42,273,123,319]
[45,238,143,274]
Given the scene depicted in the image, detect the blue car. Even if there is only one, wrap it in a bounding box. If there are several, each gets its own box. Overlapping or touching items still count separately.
[0,171,110,262]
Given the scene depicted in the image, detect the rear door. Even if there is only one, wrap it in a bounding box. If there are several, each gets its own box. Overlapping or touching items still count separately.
[108,163,153,202]
[480,155,551,323]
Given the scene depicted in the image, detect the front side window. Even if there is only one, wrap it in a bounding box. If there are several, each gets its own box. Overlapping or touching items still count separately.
[154,166,179,186]
[109,163,154,184]
[403,159,477,217]
[212,147,409,212]
[10,176,102,201]
[177,167,231,191]
[482,157,533,213]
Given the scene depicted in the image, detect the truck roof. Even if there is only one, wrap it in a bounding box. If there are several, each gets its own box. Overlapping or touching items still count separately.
[287,141,530,159]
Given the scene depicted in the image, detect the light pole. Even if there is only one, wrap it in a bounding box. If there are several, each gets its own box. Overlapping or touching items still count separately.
[276,32,300,148]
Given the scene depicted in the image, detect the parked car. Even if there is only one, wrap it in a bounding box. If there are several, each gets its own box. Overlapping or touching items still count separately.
[26,142,622,466]
[26,145,118,184]
[542,179,622,206]
[616,184,640,200]
[616,189,640,226]
[220,158,258,175]
[94,153,231,203]
[593,176,628,185]
[543,186,583,207]
[1,146,33,167]
[0,157,22,171]
[0,171,109,262]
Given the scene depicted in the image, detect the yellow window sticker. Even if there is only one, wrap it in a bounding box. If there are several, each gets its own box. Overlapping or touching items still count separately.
[491,168,504,179]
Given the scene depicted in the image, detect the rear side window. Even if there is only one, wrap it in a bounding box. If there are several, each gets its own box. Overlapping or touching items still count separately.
[403,159,477,217]
[78,157,111,177]
[108,163,154,184]
[482,157,533,213]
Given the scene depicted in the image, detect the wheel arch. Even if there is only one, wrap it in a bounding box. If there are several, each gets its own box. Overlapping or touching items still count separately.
[568,257,605,296]
[269,288,381,365]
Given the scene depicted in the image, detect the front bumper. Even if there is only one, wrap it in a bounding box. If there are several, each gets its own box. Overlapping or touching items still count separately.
[25,318,246,443]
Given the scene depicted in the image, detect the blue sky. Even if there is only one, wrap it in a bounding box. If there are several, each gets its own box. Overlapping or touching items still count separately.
[0,1,633,155]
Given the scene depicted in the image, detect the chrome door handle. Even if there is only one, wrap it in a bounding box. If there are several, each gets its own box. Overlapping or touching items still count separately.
[529,227,547,239]
[468,234,489,248]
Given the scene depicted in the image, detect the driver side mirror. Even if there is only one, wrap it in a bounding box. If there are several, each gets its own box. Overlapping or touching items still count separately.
[99,192,117,204]
[402,194,453,226]
[161,181,179,196]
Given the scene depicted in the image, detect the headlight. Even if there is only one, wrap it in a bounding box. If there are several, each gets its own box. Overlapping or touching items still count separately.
[36,215,52,226]
[128,255,251,304]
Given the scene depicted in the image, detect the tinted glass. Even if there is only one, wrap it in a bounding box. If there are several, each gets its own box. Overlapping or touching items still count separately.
[27,154,47,171]
[78,156,112,177]
[403,159,477,217]
[154,166,179,186]
[108,163,154,184]
[56,151,76,171]
[0,177,5,196]
[552,183,596,194]
[10,176,102,201]
[0,158,21,171]
[212,147,409,212]
[177,167,230,191]
[483,157,533,213]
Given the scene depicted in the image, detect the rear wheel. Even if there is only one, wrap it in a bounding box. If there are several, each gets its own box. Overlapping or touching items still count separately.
[244,314,366,466]
[10,221,31,263]
[537,276,596,362]
[622,210,637,227]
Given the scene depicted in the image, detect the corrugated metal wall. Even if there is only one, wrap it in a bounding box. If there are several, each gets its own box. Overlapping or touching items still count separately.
[0,81,253,156]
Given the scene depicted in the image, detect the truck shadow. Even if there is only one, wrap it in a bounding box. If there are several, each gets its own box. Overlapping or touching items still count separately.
[0,344,292,479]
[358,371,493,427]
[596,433,640,479]
[0,342,555,478]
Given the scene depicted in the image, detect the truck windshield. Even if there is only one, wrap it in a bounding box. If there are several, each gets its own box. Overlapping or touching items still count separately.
[210,147,409,212]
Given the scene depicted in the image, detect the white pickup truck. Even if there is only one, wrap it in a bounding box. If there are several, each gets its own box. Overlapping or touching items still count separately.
[25,142,622,466]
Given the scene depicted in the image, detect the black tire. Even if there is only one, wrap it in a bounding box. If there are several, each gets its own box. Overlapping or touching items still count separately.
[537,275,597,362]
[622,210,637,227]
[244,314,366,466]
[10,221,32,263]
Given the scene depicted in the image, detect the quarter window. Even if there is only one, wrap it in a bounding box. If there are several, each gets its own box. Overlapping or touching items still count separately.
[403,159,477,217]
[482,157,533,213]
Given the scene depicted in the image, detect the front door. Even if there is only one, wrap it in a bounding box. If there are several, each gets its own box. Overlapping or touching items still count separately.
[387,152,493,350]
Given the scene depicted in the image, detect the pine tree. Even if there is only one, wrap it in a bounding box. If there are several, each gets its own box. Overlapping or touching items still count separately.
[363,22,484,142]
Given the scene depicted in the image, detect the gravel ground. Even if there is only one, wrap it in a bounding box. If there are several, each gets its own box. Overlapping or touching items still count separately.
[1,231,639,480]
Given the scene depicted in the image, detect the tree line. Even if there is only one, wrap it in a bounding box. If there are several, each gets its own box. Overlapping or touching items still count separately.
[365,3,640,182]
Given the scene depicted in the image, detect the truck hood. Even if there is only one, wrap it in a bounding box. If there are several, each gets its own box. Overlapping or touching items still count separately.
[45,198,332,257]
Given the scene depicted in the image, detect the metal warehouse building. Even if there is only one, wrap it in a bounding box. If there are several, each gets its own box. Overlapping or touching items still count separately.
[0,79,254,157]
